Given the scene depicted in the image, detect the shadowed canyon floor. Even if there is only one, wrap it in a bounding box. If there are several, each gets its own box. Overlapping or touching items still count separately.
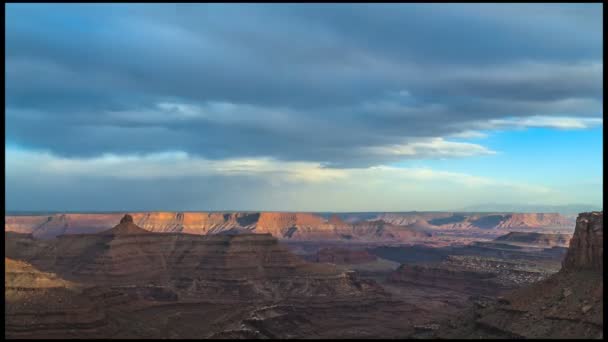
[4,212,601,339]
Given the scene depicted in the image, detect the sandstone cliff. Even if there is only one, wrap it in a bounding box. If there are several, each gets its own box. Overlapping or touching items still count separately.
[438,211,603,339]
[5,215,385,303]
[562,211,603,272]
[375,212,573,230]
[5,258,107,338]
[5,215,393,338]
[5,211,431,242]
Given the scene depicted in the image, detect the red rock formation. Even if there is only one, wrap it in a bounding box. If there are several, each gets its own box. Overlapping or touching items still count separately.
[562,211,603,272]
[100,214,150,236]
[5,216,390,338]
[6,215,382,301]
[375,212,573,230]
[495,213,573,229]
[376,212,454,226]
[438,211,603,339]
[256,212,328,238]
[5,211,572,242]
[5,258,107,338]
[5,214,125,239]
[328,214,347,226]
[5,215,51,234]
[494,231,572,247]
[132,212,259,234]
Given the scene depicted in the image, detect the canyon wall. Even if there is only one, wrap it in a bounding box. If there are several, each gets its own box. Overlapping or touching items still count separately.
[5,216,390,338]
[562,211,603,272]
[376,212,572,230]
[5,216,384,303]
[494,231,572,247]
[5,212,429,242]
[5,211,573,241]
[438,211,603,339]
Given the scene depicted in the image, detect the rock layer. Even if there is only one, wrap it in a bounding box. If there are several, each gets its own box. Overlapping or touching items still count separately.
[562,211,603,272]
[5,216,393,338]
[5,216,385,303]
[494,231,572,247]
[5,258,107,338]
[5,212,433,242]
[375,212,572,230]
[438,211,603,339]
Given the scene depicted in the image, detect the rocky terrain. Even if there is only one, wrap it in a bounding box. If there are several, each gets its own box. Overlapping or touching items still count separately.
[5,212,598,339]
[385,253,561,300]
[6,215,381,301]
[5,258,108,338]
[5,211,572,241]
[4,215,419,339]
[308,247,378,264]
[435,211,603,339]
[494,231,572,247]
[355,212,573,230]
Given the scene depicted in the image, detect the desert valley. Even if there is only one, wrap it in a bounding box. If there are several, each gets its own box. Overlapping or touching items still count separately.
[4,210,603,339]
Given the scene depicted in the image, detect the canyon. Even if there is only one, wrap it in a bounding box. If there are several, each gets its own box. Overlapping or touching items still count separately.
[5,211,573,241]
[5,215,405,338]
[4,211,601,339]
[435,211,603,339]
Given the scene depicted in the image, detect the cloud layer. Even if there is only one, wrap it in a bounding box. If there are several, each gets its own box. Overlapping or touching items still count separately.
[6,3,602,166]
[6,148,568,212]
[5,4,603,210]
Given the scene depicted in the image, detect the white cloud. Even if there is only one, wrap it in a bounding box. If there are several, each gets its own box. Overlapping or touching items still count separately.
[6,147,550,191]
[448,130,488,139]
[485,115,603,130]
[363,137,496,158]
[5,147,577,211]
[4,148,345,184]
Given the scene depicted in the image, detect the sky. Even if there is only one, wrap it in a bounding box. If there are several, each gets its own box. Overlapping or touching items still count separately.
[5,3,603,212]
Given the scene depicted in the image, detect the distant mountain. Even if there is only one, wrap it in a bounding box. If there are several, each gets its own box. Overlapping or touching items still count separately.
[459,204,602,216]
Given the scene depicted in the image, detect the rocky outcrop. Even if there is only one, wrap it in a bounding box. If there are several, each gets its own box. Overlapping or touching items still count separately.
[374,212,573,230]
[494,213,573,229]
[5,214,122,239]
[5,258,108,338]
[5,215,395,338]
[494,231,572,247]
[5,212,432,242]
[102,214,150,236]
[256,212,329,238]
[328,214,347,226]
[6,215,385,302]
[133,212,260,234]
[376,212,454,226]
[562,211,603,272]
[437,211,603,339]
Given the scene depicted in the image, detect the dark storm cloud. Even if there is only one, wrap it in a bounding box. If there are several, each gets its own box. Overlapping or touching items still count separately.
[5,3,603,166]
